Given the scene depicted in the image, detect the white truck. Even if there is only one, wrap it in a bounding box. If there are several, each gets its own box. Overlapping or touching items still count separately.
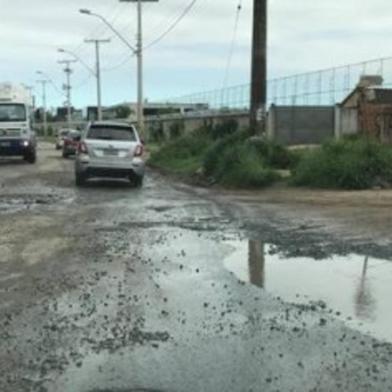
[0,83,36,163]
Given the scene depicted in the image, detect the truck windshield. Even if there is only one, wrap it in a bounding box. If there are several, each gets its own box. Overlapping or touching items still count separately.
[0,104,26,122]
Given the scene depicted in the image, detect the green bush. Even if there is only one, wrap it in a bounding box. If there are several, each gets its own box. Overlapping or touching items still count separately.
[211,119,239,140]
[149,132,212,175]
[214,143,279,188]
[149,123,164,143]
[292,138,392,189]
[203,132,281,188]
[204,132,292,175]
[203,131,248,176]
[169,121,184,140]
[249,139,294,169]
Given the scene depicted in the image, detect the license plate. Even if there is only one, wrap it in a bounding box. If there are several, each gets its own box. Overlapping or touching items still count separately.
[0,142,11,147]
[103,149,118,156]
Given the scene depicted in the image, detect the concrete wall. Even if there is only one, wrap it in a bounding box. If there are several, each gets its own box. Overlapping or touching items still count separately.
[144,111,250,141]
[268,105,335,145]
[39,105,354,146]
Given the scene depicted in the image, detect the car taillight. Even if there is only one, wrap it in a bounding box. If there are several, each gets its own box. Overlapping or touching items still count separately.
[78,141,88,154]
[134,144,143,157]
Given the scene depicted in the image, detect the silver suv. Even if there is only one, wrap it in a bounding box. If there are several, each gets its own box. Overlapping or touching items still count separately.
[75,121,145,187]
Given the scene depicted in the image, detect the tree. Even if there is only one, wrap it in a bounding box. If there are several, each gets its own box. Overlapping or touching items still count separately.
[115,105,132,119]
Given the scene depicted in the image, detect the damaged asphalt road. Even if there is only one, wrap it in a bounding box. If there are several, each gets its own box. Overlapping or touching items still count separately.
[1,143,392,392]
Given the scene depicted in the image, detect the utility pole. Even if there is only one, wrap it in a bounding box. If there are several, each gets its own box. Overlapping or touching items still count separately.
[250,0,267,135]
[84,39,110,121]
[58,59,77,129]
[119,0,159,134]
[36,80,48,136]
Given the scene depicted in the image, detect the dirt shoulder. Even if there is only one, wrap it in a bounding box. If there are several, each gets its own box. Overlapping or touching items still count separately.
[218,183,392,207]
[153,168,392,251]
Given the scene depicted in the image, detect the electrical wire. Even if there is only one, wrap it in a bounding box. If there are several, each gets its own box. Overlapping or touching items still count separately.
[144,0,198,50]
[102,53,136,72]
[71,3,127,60]
[222,0,243,89]
[73,73,95,90]
[142,2,188,41]
[102,0,199,72]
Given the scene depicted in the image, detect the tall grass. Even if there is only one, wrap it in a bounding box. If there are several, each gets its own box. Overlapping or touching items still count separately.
[203,132,284,188]
[149,130,212,175]
[292,138,392,189]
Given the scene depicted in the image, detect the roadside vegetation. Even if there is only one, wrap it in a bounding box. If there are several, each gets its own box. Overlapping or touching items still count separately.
[149,128,212,176]
[149,121,292,188]
[149,123,392,190]
[292,137,392,189]
[202,132,286,187]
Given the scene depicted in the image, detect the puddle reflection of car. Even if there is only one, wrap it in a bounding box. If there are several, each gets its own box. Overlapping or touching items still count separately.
[62,131,81,158]
[55,129,71,150]
[74,121,145,187]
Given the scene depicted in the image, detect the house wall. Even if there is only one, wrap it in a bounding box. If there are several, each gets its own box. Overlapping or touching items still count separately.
[334,107,358,138]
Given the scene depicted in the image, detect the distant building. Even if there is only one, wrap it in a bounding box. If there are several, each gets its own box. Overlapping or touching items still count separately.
[56,107,75,121]
[96,101,209,121]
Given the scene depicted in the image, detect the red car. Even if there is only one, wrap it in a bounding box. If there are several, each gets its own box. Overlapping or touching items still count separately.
[62,131,81,158]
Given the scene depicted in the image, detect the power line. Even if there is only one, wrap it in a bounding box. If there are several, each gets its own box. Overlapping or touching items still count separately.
[73,73,95,90]
[142,3,188,41]
[102,52,136,72]
[72,3,127,60]
[222,0,243,88]
[144,0,198,50]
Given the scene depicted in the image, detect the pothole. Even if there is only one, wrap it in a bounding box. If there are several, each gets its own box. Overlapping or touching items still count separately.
[0,192,71,214]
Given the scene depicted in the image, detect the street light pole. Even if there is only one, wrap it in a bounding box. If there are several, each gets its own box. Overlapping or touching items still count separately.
[136,0,144,134]
[37,70,64,98]
[36,80,48,136]
[120,0,159,134]
[84,39,110,121]
[80,2,158,134]
[58,59,77,129]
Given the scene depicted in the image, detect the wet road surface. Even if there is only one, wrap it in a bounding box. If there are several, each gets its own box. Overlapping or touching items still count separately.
[1,143,392,392]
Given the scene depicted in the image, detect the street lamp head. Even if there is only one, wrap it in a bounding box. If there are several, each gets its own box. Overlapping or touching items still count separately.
[58,48,65,53]
[36,70,43,75]
[79,9,92,15]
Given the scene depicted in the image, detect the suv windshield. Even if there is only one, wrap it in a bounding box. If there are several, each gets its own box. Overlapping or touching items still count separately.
[87,125,136,141]
[0,104,26,122]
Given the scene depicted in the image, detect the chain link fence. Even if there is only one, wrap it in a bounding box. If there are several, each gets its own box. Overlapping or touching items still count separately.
[163,56,392,111]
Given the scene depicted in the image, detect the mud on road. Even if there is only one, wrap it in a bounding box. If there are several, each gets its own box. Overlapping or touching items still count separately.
[1,143,392,392]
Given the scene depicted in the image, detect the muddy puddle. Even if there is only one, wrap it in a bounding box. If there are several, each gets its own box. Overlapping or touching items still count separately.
[224,238,392,342]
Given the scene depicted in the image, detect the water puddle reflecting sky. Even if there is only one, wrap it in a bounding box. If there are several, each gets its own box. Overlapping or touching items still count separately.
[224,239,392,342]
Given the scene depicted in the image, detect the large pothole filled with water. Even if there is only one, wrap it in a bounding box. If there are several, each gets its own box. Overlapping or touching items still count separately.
[224,238,392,342]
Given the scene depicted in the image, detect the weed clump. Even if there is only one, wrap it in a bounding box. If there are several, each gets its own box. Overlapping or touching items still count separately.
[291,138,392,189]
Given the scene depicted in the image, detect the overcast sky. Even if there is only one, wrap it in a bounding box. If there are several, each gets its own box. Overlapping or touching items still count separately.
[0,0,391,108]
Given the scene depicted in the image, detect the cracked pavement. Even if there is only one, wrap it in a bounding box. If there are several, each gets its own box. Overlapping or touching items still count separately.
[1,143,392,392]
